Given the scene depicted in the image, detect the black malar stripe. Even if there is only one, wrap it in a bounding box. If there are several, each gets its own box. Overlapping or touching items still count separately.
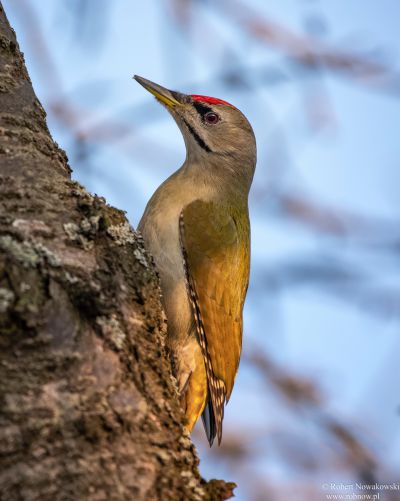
[183,119,212,153]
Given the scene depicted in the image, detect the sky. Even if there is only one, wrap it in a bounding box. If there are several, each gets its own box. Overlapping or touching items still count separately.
[4,1,400,499]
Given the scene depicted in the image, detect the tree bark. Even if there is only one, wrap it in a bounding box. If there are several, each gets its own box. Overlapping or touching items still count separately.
[0,4,234,500]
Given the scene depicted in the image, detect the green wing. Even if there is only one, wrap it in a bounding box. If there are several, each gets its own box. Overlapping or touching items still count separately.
[179,199,250,439]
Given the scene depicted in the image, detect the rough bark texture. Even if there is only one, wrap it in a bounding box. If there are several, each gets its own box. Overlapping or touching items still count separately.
[0,4,234,500]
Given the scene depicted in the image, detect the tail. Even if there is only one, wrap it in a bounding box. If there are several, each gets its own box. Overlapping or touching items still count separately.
[201,398,217,447]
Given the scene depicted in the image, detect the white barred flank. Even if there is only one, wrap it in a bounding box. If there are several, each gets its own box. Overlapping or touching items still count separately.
[179,212,226,445]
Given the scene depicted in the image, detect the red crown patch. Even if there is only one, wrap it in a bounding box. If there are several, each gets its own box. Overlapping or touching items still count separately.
[190,95,235,108]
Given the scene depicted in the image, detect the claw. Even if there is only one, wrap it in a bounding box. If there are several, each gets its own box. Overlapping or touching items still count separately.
[178,370,192,397]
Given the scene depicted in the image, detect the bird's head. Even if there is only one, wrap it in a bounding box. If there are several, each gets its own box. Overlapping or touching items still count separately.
[134,75,256,190]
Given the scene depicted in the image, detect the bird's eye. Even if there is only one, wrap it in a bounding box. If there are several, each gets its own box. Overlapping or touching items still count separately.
[204,112,220,125]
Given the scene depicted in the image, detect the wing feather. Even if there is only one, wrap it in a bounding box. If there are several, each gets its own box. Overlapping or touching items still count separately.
[179,199,250,443]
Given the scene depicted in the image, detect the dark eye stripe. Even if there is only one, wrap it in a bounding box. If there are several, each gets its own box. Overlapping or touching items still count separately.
[183,118,212,153]
[193,101,213,117]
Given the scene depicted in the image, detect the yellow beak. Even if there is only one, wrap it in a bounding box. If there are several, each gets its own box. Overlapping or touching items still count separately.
[134,75,181,108]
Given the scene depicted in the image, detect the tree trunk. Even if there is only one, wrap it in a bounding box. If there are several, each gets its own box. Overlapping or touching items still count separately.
[0,4,234,500]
